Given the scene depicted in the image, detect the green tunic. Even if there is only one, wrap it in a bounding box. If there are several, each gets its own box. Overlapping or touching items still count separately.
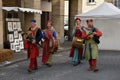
[85,30,98,60]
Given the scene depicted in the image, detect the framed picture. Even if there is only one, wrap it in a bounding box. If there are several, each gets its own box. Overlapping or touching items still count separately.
[14,30,18,38]
[13,22,17,30]
[19,33,23,41]
[15,45,21,52]
[14,39,19,45]
[8,22,13,32]
[20,41,24,49]
[8,34,14,42]
[17,22,22,31]
[10,43,15,50]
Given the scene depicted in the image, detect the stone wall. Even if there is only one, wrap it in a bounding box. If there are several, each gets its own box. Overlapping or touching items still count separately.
[24,0,41,30]
[82,0,104,13]
[68,0,82,40]
[52,0,64,43]
[0,0,3,48]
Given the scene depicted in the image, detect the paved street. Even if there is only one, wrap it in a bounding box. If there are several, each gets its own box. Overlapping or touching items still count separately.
[0,50,120,80]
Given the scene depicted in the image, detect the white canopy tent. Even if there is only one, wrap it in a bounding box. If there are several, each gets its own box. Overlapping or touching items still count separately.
[75,2,120,50]
[75,2,120,19]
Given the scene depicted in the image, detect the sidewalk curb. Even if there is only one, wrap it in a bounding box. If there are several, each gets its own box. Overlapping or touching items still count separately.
[0,48,70,68]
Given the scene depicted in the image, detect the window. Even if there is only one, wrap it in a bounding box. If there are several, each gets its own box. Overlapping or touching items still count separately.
[89,0,95,3]
[114,0,120,8]
[88,0,96,5]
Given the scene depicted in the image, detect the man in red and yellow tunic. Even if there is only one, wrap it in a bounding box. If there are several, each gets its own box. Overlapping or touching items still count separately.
[26,19,43,72]
[42,20,57,67]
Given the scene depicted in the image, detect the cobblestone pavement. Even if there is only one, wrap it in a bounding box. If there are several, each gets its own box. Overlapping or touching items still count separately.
[0,50,120,80]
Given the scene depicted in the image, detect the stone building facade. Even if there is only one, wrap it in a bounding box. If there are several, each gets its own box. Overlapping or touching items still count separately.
[0,0,115,48]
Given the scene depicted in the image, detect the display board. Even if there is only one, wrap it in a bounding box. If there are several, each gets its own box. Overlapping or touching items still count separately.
[6,18,24,52]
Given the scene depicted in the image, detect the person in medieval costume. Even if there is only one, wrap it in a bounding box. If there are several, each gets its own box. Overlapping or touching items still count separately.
[69,18,86,66]
[26,19,43,72]
[42,20,58,67]
[84,19,102,72]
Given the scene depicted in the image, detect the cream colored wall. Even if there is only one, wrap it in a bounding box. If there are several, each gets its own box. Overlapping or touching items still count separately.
[105,0,113,3]
[24,0,33,8]
[82,0,105,13]
[41,1,52,12]
[24,0,41,30]
[0,0,3,48]
[33,0,41,28]
[78,0,82,14]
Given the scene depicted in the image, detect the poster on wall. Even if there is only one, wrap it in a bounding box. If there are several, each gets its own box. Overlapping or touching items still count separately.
[13,22,17,30]
[14,39,19,45]
[8,22,13,32]
[19,33,23,41]
[17,22,22,31]
[14,30,19,38]
[20,41,24,49]
[10,43,15,50]
[8,34,14,42]
[15,45,21,52]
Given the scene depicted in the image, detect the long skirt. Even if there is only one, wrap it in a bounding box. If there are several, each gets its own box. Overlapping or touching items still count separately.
[84,39,98,60]
[42,40,53,64]
[70,46,83,62]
